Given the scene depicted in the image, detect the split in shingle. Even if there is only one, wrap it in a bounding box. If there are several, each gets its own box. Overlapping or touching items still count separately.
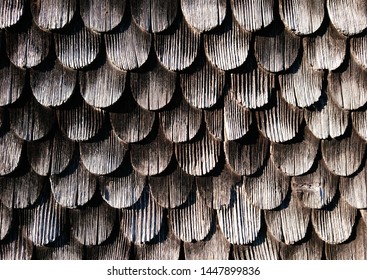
[181,0,226,32]
[232,229,279,260]
[0,127,23,176]
[304,93,349,139]
[160,95,202,143]
[230,0,274,32]
[31,0,76,30]
[225,130,269,176]
[56,98,106,141]
[54,18,101,69]
[325,217,367,260]
[279,0,324,35]
[0,59,25,106]
[130,126,173,176]
[170,189,214,242]
[121,186,163,244]
[312,196,357,244]
[270,126,319,176]
[352,110,367,141]
[79,60,126,108]
[149,165,194,209]
[256,91,303,143]
[50,157,96,208]
[321,129,366,177]
[254,22,300,73]
[0,0,24,28]
[279,229,323,260]
[30,59,77,107]
[204,16,251,71]
[69,201,116,246]
[328,55,367,110]
[204,106,224,140]
[154,18,200,71]
[340,164,367,209]
[292,159,338,209]
[265,193,310,244]
[105,13,151,71]
[326,0,367,36]
[218,185,261,245]
[131,59,176,111]
[197,164,241,209]
[351,35,367,69]
[244,159,290,210]
[80,0,125,32]
[180,57,225,109]
[230,61,275,109]
[184,222,230,260]
[303,23,346,70]
[175,127,221,176]
[99,164,145,209]
[27,129,75,176]
[130,0,178,33]
[79,129,128,175]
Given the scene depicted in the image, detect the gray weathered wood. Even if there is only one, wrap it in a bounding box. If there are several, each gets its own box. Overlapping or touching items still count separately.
[184,223,230,260]
[312,197,357,244]
[292,159,338,209]
[80,0,125,32]
[0,226,33,260]
[230,0,274,32]
[130,127,173,176]
[79,60,126,108]
[131,60,176,111]
[279,55,323,107]
[352,110,367,141]
[230,64,275,109]
[0,60,25,106]
[321,130,366,176]
[27,129,75,176]
[328,56,367,110]
[70,202,116,246]
[50,158,97,208]
[121,187,163,243]
[0,202,12,241]
[9,96,54,141]
[233,230,279,260]
[244,159,290,210]
[0,128,23,176]
[30,59,76,107]
[340,165,367,209]
[56,99,106,141]
[303,24,346,70]
[160,96,202,143]
[279,0,324,35]
[204,17,251,70]
[0,0,24,28]
[31,0,76,30]
[0,169,44,209]
[326,0,367,35]
[170,189,213,242]
[225,132,269,176]
[204,107,223,140]
[256,91,303,142]
[6,19,50,68]
[304,95,349,139]
[197,164,241,209]
[36,237,83,260]
[175,128,221,176]
[80,129,128,175]
[181,57,225,109]
[218,185,261,244]
[150,166,194,208]
[55,19,101,69]
[181,0,226,32]
[130,0,178,32]
[154,19,200,71]
[270,127,319,176]
[105,16,151,71]
[255,25,300,72]
[351,35,367,69]
[99,166,145,209]
[265,193,310,244]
